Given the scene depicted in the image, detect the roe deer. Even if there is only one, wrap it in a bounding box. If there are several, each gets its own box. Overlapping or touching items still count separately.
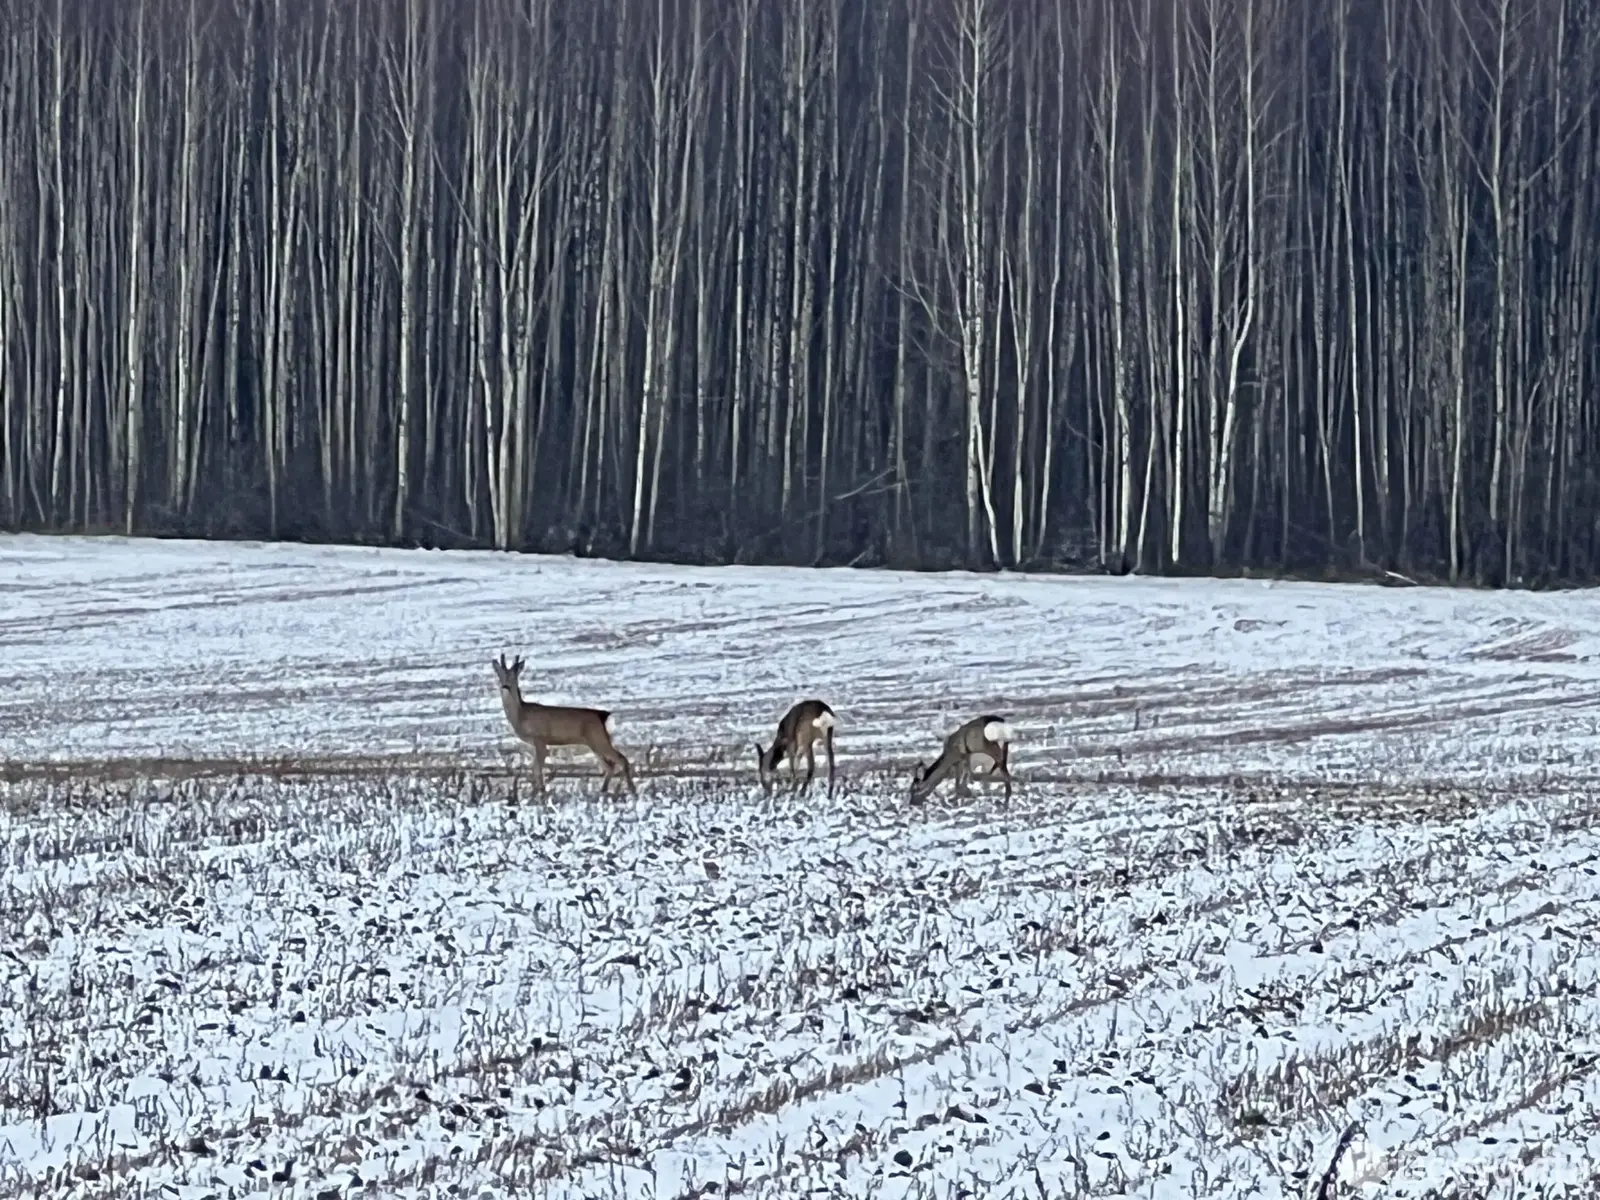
[492,653,636,794]
[909,715,1014,802]
[754,699,838,797]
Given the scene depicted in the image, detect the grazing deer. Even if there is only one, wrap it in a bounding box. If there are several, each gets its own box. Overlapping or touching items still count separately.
[755,699,838,797]
[492,653,636,795]
[909,715,1014,802]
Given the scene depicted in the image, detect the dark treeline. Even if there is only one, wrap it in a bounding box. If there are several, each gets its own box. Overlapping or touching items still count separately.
[1,0,1597,582]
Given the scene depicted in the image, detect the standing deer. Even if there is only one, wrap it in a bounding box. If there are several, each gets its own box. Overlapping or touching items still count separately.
[755,699,838,797]
[492,653,636,795]
[909,715,1014,802]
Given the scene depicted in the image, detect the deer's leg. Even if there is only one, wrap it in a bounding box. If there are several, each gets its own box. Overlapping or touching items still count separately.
[530,742,548,793]
[972,742,1011,800]
[593,748,613,795]
[970,742,1011,797]
[825,729,836,799]
[800,740,817,793]
[615,747,637,796]
[589,735,623,795]
[954,756,973,798]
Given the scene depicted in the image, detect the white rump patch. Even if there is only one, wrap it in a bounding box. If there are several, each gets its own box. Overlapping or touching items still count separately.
[812,711,838,731]
[984,721,1013,744]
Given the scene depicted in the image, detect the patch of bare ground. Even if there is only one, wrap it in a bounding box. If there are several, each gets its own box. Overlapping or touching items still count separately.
[7,739,1600,815]
[1465,622,1583,663]
[1021,680,1598,764]
[985,663,1431,718]
[0,747,1582,815]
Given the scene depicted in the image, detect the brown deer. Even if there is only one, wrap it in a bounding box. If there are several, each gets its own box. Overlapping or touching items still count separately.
[909,715,1014,802]
[492,653,636,794]
[755,699,838,797]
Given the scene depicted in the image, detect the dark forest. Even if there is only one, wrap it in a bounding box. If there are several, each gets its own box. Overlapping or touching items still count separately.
[1,0,1597,583]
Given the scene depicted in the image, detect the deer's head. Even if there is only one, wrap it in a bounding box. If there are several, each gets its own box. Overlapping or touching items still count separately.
[908,761,932,802]
[491,653,526,696]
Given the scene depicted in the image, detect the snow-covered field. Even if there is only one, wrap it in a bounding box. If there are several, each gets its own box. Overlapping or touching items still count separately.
[3,534,1600,1199]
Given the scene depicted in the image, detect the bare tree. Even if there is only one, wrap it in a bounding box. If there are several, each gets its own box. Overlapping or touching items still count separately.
[1,0,1599,584]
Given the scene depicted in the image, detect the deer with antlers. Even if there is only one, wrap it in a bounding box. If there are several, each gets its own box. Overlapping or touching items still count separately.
[908,715,1014,802]
[755,699,838,797]
[492,653,636,794]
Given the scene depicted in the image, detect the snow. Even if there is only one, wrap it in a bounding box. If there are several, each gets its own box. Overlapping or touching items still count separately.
[2,533,1600,1198]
